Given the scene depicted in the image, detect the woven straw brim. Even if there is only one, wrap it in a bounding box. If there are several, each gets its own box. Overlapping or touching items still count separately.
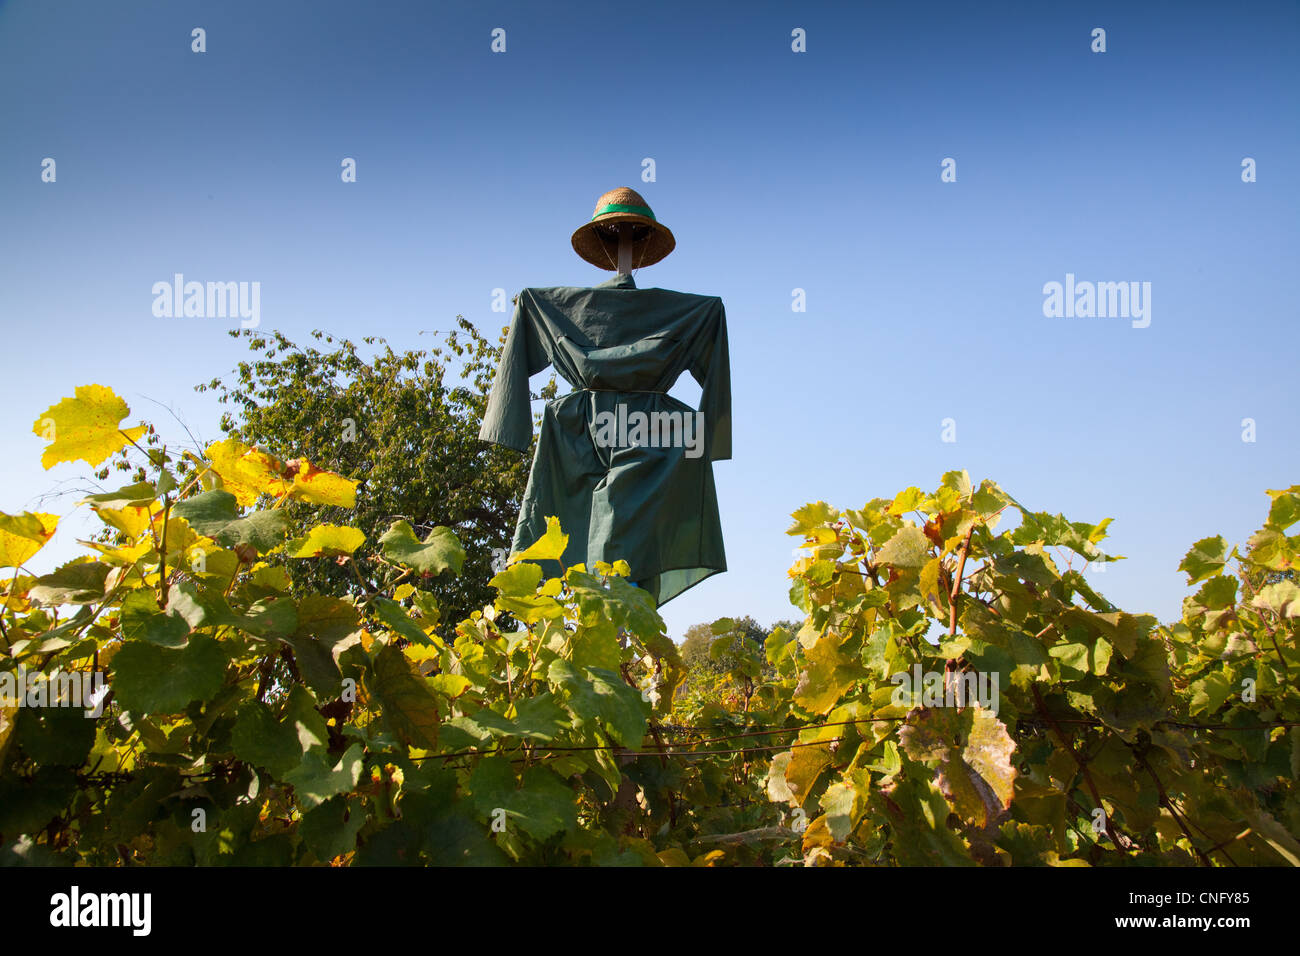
[571,214,676,271]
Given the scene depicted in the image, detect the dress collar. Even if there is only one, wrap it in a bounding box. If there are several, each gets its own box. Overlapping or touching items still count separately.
[595,272,637,290]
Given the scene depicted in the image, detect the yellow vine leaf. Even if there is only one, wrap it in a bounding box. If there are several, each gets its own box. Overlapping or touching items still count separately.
[205,439,293,506]
[153,515,206,563]
[79,537,154,567]
[512,516,568,563]
[0,573,36,612]
[32,384,147,470]
[0,511,59,568]
[94,504,153,541]
[0,701,19,767]
[290,460,357,509]
[289,524,366,558]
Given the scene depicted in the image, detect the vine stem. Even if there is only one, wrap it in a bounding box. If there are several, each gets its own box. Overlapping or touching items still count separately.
[117,429,152,462]
[1235,564,1289,675]
[948,522,977,638]
[255,654,276,702]
[696,826,799,845]
[348,557,376,596]
[1031,683,1137,853]
[1130,746,1214,866]
[157,496,172,608]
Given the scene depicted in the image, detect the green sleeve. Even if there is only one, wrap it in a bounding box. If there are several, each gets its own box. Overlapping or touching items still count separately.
[478,293,548,452]
[692,298,732,461]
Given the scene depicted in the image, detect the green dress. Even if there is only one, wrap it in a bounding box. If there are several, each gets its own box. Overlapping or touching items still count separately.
[478,272,731,605]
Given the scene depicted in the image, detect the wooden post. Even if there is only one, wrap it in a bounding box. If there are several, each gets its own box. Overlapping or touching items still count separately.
[617,222,633,275]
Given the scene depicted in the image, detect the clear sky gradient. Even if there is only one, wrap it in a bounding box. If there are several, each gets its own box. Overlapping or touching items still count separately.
[1,0,1296,640]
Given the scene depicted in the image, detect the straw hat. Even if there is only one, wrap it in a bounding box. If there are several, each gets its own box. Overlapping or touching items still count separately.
[571,187,675,270]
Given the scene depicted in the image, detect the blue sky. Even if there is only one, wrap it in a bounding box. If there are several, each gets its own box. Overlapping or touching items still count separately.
[1,0,1296,640]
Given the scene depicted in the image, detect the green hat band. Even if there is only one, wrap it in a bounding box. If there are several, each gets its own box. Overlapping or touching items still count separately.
[592,202,656,221]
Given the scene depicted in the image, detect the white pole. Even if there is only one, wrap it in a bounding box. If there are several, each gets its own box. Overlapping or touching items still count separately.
[617,223,633,275]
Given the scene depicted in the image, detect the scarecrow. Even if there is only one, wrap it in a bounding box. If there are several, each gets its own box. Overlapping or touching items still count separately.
[478,187,731,605]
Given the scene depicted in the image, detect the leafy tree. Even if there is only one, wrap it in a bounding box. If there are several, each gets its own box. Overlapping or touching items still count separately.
[680,616,764,672]
[681,616,790,671]
[195,320,553,629]
[679,616,794,709]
